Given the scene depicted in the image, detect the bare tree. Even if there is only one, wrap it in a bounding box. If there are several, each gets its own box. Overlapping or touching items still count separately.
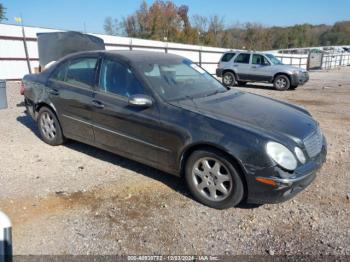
[104,17,122,36]
[208,15,224,36]
[104,17,115,35]
[192,15,208,33]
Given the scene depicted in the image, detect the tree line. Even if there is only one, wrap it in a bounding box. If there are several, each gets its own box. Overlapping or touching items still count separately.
[0,2,6,22]
[104,0,350,50]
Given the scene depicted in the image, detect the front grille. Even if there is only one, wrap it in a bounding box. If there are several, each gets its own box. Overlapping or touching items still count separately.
[304,128,323,158]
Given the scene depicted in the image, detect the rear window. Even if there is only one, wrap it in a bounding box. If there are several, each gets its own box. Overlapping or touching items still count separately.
[234,53,251,64]
[51,62,68,82]
[221,53,235,62]
[66,58,98,88]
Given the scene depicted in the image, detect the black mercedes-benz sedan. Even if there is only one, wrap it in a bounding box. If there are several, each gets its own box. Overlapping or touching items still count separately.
[22,50,327,209]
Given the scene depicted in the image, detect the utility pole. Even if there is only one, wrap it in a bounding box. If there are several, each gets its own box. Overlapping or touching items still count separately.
[15,16,31,74]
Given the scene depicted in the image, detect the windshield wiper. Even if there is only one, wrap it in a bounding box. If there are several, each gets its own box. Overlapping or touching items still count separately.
[202,89,227,98]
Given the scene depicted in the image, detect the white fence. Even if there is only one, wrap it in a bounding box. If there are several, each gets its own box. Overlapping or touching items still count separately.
[0,23,229,80]
[1,23,350,80]
[267,50,350,70]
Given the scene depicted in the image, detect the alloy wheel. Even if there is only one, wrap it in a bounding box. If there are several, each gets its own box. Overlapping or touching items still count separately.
[40,112,57,140]
[223,74,233,86]
[191,157,233,201]
[275,78,287,89]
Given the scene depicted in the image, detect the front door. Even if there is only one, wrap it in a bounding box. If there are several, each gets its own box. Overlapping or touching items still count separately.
[250,54,273,81]
[91,57,163,166]
[46,56,98,142]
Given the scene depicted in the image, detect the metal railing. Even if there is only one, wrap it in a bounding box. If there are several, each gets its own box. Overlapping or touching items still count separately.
[0,31,350,80]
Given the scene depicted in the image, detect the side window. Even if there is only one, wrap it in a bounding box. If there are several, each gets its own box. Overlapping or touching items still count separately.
[99,59,145,97]
[50,62,68,81]
[234,53,251,64]
[221,53,235,62]
[252,54,270,65]
[65,58,98,88]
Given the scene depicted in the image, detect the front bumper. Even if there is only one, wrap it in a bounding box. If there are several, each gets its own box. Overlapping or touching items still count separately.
[291,71,309,86]
[246,138,327,204]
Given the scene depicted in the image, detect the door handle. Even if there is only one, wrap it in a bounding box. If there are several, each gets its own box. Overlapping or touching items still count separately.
[49,89,59,96]
[92,99,104,109]
[233,64,238,67]
[252,66,257,69]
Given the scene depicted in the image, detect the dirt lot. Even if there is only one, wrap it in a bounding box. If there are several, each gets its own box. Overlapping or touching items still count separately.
[0,67,349,256]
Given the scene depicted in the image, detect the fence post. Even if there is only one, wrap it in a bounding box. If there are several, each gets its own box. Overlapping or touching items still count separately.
[129,38,133,51]
[0,211,12,262]
[339,53,343,66]
[199,47,202,67]
[0,80,8,110]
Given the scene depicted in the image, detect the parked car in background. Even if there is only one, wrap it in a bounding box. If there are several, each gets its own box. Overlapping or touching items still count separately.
[216,51,309,90]
[22,51,326,209]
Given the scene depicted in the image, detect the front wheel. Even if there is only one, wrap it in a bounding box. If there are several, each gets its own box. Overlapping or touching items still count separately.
[273,75,290,91]
[37,107,65,146]
[222,72,236,87]
[185,149,244,209]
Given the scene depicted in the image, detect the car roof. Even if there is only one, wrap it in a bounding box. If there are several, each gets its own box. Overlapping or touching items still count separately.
[224,51,266,55]
[64,50,185,65]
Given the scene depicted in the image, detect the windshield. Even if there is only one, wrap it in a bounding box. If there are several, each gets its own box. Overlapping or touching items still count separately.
[265,54,283,65]
[136,60,227,101]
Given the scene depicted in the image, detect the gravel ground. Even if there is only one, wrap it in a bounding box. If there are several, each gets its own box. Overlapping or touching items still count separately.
[0,67,349,256]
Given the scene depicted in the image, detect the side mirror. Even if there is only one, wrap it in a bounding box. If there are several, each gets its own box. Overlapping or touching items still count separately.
[128,95,153,108]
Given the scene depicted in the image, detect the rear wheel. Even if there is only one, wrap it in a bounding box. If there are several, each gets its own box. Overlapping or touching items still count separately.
[185,149,244,209]
[290,84,299,90]
[222,72,236,87]
[37,107,65,146]
[273,75,290,91]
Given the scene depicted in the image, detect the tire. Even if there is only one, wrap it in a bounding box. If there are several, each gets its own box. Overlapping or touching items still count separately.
[273,75,290,91]
[237,81,247,86]
[222,72,236,87]
[37,107,65,146]
[185,149,244,209]
[290,84,299,90]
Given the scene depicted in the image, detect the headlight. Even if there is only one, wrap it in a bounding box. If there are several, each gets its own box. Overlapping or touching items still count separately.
[294,147,306,164]
[266,142,297,171]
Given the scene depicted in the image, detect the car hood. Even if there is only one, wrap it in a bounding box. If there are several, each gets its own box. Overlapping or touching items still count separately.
[272,64,306,73]
[169,90,318,144]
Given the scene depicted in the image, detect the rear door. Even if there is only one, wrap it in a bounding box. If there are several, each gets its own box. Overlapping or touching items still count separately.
[46,56,98,142]
[233,53,251,80]
[250,54,273,81]
[90,56,163,165]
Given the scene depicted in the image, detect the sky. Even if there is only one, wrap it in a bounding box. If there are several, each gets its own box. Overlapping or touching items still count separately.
[1,0,350,34]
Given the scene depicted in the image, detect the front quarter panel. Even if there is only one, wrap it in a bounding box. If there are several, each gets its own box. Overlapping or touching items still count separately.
[158,102,275,176]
